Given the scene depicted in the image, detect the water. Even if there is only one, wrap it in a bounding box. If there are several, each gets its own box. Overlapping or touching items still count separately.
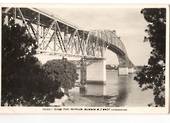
[86,70,154,107]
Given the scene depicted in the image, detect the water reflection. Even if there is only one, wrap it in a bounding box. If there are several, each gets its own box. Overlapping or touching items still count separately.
[75,69,153,107]
[115,75,130,106]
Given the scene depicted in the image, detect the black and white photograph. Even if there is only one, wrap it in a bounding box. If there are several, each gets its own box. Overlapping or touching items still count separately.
[0,4,169,113]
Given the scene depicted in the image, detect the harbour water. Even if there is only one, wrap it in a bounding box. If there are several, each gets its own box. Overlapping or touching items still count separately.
[104,70,154,106]
[69,69,154,107]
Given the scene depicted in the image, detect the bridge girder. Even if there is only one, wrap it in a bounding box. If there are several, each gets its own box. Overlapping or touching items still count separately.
[2,7,134,67]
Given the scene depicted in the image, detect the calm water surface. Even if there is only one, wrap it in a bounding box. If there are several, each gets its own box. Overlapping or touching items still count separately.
[87,70,154,107]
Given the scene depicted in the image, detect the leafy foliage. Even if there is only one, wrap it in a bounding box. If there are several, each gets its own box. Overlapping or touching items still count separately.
[2,20,62,106]
[42,58,78,95]
[134,8,166,107]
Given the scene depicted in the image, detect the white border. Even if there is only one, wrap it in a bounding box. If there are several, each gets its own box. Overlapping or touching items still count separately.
[0,4,169,114]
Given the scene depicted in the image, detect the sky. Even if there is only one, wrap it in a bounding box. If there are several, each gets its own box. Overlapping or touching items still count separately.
[40,5,152,66]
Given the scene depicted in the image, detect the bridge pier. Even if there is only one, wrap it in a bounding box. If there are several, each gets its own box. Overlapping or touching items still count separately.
[86,58,106,96]
[118,66,129,75]
[79,58,87,95]
[128,67,135,74]
[80,58,106,96]
[86,58,106,83]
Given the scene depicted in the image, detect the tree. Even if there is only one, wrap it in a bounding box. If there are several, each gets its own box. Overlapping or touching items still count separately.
[134,8,166,107]
[2,19,61,106]
[42,58,78,96]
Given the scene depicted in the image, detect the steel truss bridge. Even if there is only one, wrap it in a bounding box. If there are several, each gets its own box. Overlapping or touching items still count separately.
[2,7,134,68]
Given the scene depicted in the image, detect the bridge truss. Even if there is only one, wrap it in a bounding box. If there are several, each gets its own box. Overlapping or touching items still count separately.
[2,7,134,67]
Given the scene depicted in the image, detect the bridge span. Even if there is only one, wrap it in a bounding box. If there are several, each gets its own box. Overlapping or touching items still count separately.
[2,7,135,95]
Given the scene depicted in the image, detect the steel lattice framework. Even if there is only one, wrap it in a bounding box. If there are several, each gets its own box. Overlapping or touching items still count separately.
[2,7,134,67]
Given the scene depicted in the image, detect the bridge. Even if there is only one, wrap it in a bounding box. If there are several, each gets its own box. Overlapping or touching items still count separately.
[2,7,135,95]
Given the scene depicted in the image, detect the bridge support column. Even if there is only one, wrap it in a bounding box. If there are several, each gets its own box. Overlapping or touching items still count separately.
[86,59,106,83]
[79,58,87,95]
[85,58,106,96]
[118,67,128,75]
[128,67,134,74]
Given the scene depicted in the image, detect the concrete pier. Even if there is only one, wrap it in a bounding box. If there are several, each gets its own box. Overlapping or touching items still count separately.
[86,59,106,83]
[118,67,128,75]
[128,67,134,74]
[85,59,106,96]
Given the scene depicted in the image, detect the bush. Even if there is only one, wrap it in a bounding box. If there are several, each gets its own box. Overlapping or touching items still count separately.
[42,58,78,96]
